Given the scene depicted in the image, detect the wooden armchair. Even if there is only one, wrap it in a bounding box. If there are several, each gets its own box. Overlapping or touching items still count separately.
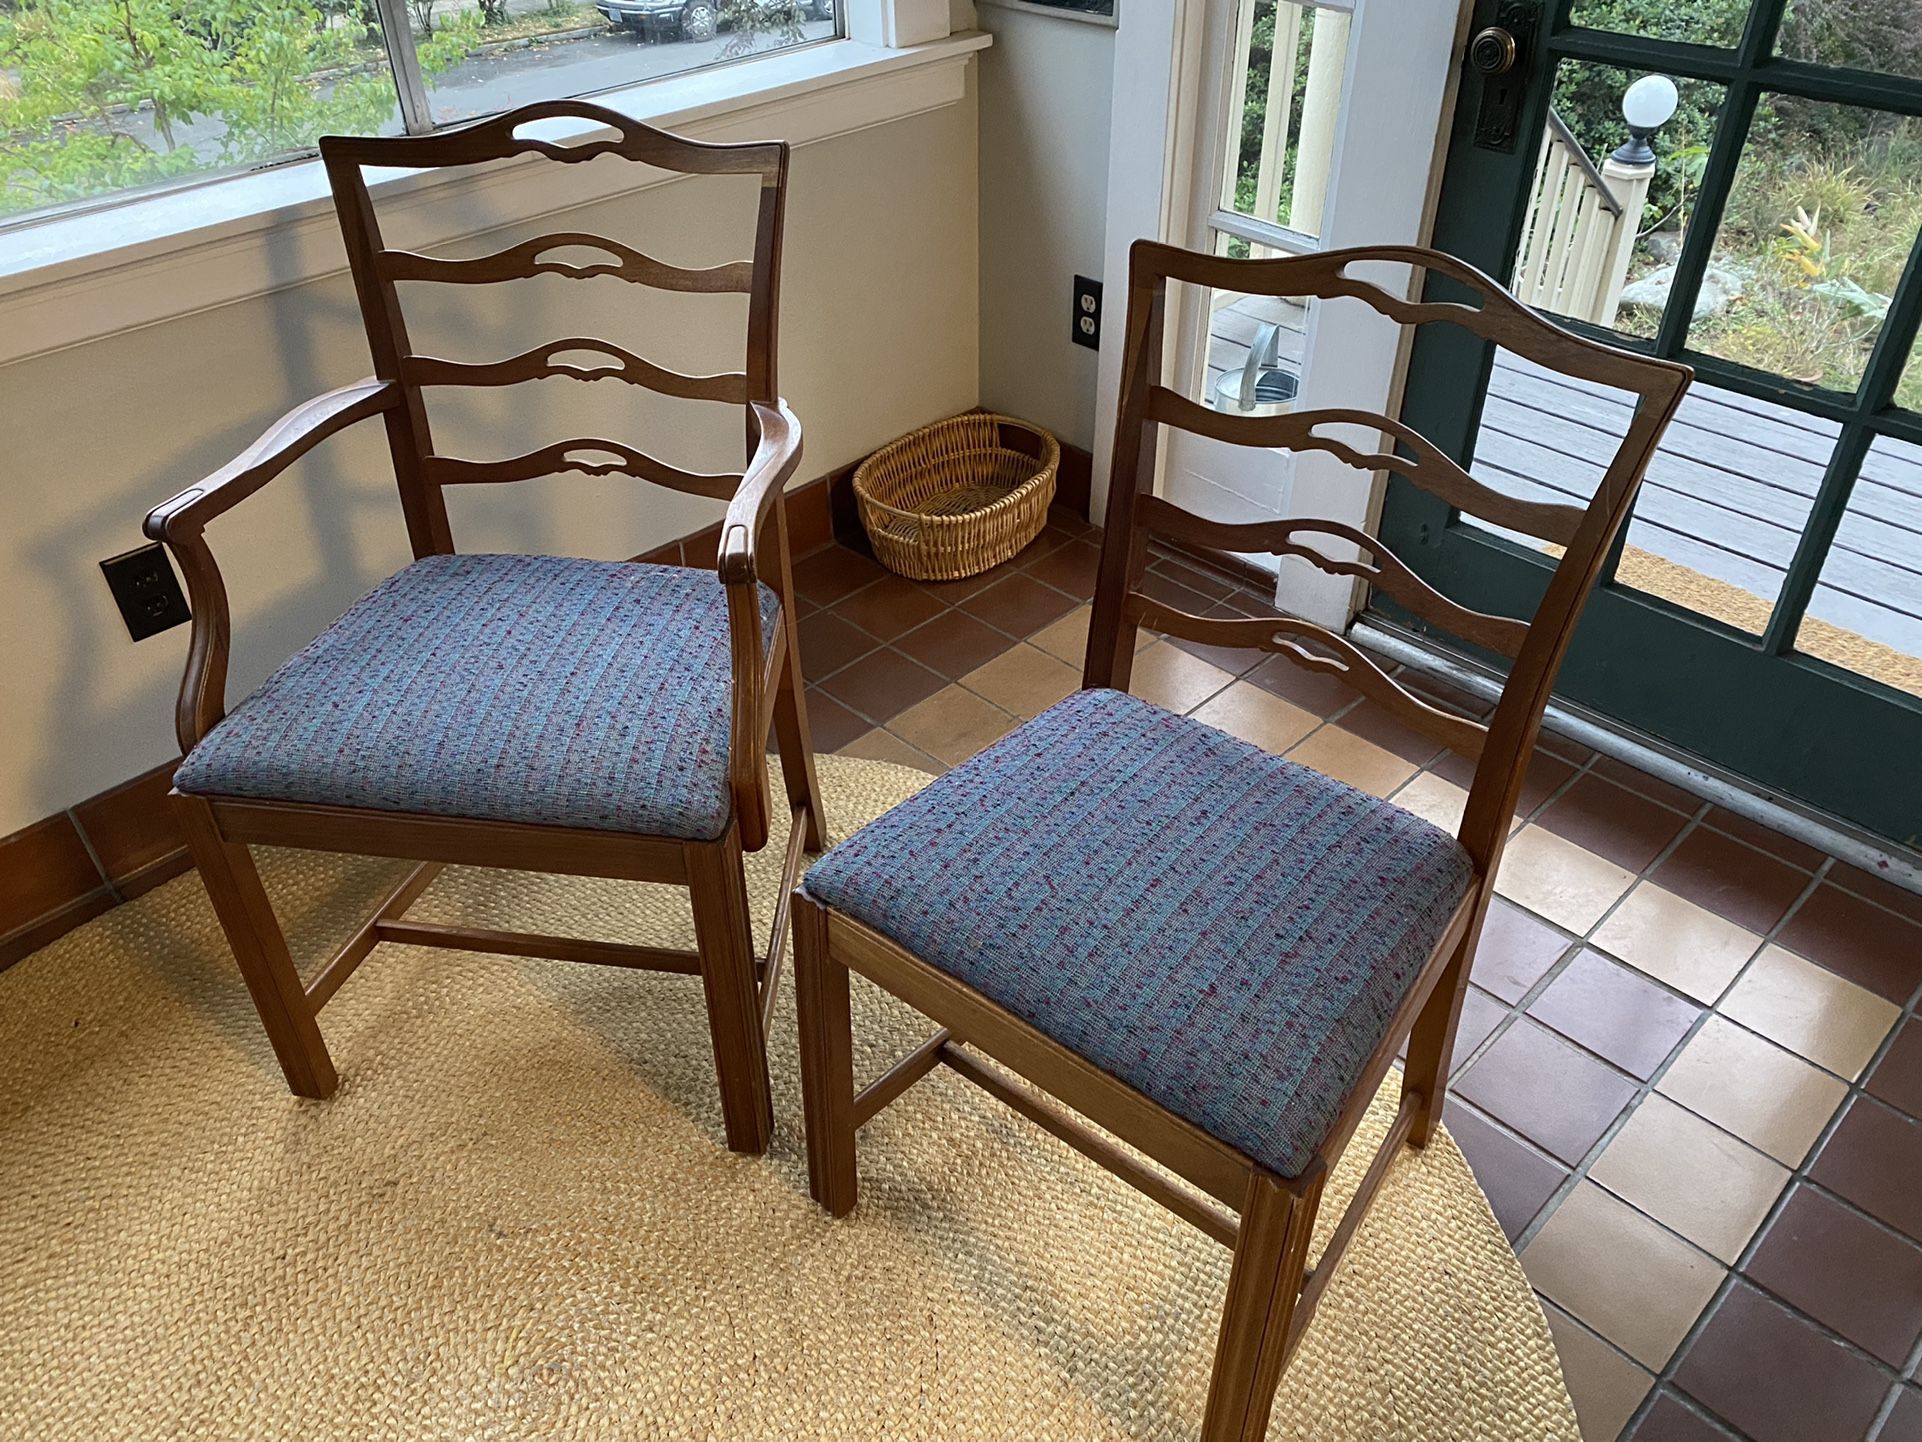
[144,101,824,1157]
[790,241,1689,1434]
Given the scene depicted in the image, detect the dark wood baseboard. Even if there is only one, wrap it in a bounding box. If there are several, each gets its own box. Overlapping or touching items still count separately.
[0,426,1075,975]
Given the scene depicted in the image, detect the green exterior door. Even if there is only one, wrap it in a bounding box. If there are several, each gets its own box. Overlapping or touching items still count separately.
[1381,0,1922,846]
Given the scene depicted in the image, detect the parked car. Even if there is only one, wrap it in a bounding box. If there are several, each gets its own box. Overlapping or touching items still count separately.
[595,0,829,41]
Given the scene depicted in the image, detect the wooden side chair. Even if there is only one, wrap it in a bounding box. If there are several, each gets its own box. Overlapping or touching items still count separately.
[791,241,1689,1436]
[144,101,825,1157]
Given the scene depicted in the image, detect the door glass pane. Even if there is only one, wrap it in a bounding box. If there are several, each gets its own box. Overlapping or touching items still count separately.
[1794,435,1922,698]
[1901,322,1922,413]
[1686,97,1921,393]
[0,0,403,223]
[1201,235,1310,417]
[1515,61,1727,340]
[1568,0,1747,48]
[422,0,837,127]
[1777,0,1922,83]
[1220,0,1351,241]
[1614,383,1833,634]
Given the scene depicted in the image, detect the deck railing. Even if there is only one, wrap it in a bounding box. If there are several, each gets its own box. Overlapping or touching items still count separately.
[1512,109,1654,327]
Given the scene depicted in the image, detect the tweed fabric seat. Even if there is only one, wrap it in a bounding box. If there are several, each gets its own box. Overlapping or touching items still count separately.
[175,553,779,842]
[801,688,1474,1178]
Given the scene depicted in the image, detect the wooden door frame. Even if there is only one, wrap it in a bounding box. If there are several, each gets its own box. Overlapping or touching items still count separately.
[1382,0,1922,845]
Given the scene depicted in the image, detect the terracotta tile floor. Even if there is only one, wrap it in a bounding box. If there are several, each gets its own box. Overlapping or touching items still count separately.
[788,513,1922,1442]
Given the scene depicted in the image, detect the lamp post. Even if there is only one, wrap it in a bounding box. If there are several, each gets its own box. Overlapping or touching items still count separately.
[1597,75,1679,325]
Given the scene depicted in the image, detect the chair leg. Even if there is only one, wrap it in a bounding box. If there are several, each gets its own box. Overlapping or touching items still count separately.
[772,618,828,854]
[1200,1170,1322,1442]
[1400,921,1480,1149]
[793,894,857,1215]
[685,825,775,1155]
[176,795,337,1099]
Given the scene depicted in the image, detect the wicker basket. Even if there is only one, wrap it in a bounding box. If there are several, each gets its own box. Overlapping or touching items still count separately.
[853,413,1060,581]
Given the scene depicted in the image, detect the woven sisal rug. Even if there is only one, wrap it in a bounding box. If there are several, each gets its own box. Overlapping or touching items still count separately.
[0,756,1576,1440]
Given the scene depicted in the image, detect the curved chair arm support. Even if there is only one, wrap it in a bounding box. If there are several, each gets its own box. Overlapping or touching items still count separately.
[142,379,401,753]
[717,399,802,853]
[717,400,803,588]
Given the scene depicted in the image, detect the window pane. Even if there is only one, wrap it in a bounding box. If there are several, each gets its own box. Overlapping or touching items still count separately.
[1516,60,1726,340]
[1613,382,1832,635]
[423,0,837,126]
[0,0,404,223]
[1219,0,1350,242]
[1794,434,1922,698]
[1777,0,1922,83]
[1568,0,1747,48]
[1687,96,1922,393]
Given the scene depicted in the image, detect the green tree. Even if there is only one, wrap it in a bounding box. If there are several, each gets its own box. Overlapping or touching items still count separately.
[0,0,473,217]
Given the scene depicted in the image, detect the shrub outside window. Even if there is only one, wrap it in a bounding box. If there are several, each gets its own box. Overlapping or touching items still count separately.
[0,0,837,227]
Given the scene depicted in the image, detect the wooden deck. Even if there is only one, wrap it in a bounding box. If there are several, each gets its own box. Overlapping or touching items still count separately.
[1203,296,1922,663]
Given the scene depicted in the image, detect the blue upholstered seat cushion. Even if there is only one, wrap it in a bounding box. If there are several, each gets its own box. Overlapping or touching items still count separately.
[175,554,778,842]
[802,687,1474,1178]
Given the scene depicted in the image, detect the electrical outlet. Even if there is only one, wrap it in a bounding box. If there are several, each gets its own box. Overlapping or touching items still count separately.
[1072,275,1102,350]
[101,543,191,641]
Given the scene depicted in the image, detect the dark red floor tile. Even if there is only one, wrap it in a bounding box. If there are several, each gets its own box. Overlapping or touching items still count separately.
[791,543,888,606]
[1829,862,1922,929]
[802,690,870,752]
[1246,652,1361,717]
[828,574,949,642]
[1147,553,1240,603]
[1746,1183,1922,1367]
[959,572,1079,639]
[1881,1387,1922,1442]
[1442,1099,1569,1241]
[1590,754,1706,815]
[1674,1281,1888,1442]
[1432,746,1579,817]
[1624,1391,1743,1442]
[1400,672,1495,722]
[797,610,881,681]
[1136,568,1218,616]
[1700,806,1828,870]
[1776,883,1922,1006]
[1810,1098,1922,1244]
[816,648,947,726]
[1535,773,1692,875]
[1166,604,1266,677]
[1650,827,1814,935]
[1339,697,1448,766]
[1537,730,1596,767]
[1528,948,1700,1080]
[1021,538,1102,598]
[892,609,1020,680]
[1453,1018,1638,1165]
[1399,986,1503,1073]
[910,563,1016,605]
[1470,899,1570,1005]
[1869,1020,1922,1122]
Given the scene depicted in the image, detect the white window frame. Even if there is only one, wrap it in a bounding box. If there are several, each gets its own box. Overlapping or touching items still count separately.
[0,21,987,369]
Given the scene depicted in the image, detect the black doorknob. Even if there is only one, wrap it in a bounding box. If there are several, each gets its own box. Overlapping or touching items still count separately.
[1470,26,1519,75]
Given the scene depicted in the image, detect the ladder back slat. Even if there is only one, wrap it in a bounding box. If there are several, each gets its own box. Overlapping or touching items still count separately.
[423,439,741,499]
[378,234,755,292]
[402,339,748,403]
[1144,387,1586,546]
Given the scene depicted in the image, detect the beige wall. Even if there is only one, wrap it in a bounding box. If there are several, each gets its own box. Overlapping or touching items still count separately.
[975,4,1112,458]
[0,92,980,835]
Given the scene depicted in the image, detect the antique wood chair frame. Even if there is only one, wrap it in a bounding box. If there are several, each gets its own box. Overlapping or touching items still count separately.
[145,102,824,1157]
[792,241,1690,1437]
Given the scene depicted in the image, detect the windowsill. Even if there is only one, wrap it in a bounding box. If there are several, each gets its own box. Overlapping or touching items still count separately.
[0,29,990,367]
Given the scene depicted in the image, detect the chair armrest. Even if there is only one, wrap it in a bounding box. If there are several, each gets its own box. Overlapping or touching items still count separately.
[717,400,803,586]
[143,378,399,754]
[144,379,400,541]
